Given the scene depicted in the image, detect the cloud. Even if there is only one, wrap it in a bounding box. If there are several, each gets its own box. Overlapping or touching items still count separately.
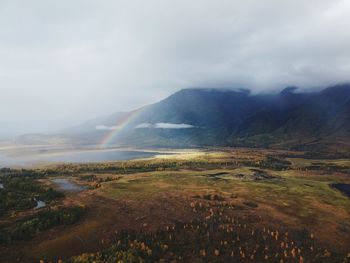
[135,123,195,129]
[135,123,153,129]
[0,0,350,133]
[95,125,119,130]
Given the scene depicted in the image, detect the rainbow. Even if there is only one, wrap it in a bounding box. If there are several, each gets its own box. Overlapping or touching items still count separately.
[98,107,145,148]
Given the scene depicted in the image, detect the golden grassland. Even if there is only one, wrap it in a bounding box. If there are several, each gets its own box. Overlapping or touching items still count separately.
[1,148,350,262]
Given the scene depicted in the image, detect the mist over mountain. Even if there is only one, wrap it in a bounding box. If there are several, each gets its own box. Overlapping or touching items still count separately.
[1,0,350,130]
[0,122,46,140]
[34,84,348,154]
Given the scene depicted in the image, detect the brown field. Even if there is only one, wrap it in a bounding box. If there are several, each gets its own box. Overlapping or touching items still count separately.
[1,148,350,262]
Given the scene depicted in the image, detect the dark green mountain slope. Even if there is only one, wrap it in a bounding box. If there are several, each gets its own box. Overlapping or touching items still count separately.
[40,84,350,153]
[116,84,350,150]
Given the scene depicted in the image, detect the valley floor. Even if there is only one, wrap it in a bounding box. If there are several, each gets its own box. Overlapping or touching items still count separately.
[1,148,350,262]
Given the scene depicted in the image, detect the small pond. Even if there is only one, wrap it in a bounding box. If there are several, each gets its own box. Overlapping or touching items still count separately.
[331,183,350,198]
[34,200,46,209]
[52,178,87,192]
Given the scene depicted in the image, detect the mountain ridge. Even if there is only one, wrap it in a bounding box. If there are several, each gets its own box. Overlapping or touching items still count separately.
[16,84,350,154]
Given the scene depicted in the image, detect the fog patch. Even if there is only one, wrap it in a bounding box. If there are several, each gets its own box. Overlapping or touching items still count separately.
[135,123,195,129]
[96,125,119,130]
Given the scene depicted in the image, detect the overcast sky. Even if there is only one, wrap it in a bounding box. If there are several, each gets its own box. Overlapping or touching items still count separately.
[1,0,350,133]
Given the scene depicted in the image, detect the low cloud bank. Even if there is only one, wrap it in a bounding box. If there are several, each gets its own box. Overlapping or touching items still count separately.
[95,125,119,130]
[135,123,195,129]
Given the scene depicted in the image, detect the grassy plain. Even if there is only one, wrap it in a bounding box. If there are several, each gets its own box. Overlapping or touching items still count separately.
[1,148,350,262]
